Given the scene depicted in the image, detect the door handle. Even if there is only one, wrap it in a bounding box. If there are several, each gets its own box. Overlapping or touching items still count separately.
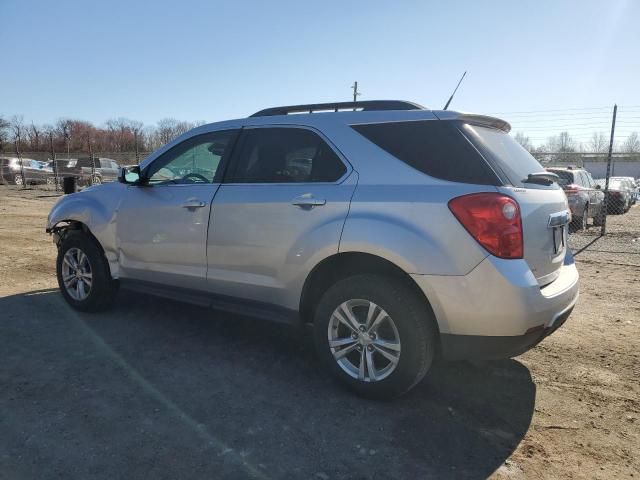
[181,199,206,209]
[291,194,326,208]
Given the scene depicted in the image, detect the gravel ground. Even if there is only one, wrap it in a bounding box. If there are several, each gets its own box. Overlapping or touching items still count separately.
[0,185,638,479]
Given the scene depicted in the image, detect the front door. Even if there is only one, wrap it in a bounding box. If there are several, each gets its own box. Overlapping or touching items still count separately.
[116,129,238,290]
[206,126,356,310]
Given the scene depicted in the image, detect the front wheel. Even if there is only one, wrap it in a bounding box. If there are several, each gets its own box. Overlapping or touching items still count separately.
[56,230,118,312]
[313,274,437,399]
[14,174,23,185]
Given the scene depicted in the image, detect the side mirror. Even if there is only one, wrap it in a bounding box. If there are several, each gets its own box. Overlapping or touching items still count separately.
[118,165,143,185]
[595,184,601,190]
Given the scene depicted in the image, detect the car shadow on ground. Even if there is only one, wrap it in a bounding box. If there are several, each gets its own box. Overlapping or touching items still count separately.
[1,289,536,479]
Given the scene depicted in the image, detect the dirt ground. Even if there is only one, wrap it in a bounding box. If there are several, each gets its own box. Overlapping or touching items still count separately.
[0,184,638,479]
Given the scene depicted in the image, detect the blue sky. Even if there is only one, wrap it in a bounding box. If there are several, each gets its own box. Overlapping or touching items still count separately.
[1,0,639,145]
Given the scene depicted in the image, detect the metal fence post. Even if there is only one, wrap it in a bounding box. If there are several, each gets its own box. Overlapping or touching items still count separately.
[600,104,617,236]
[134,130,140,164]
[49,132,59,192]
[15,133,27,189]
[88,135,96,186]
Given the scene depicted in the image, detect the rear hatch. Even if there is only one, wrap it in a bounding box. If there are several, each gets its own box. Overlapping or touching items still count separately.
[460,121,570,285]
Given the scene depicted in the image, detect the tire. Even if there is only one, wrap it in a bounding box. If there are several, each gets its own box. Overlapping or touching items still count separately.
[313,274,437,399]
[571,205,588,231]
[56,230,118,312]
[14,174,23,185]
[593,208,604,227]
[92,176,102,185]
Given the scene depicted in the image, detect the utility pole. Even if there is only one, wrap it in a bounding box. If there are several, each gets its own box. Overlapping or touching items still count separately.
[351,81,361,103]
[600,104,617,236]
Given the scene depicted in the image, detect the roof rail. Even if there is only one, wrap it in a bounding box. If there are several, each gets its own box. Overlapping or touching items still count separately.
[250,100,425,117]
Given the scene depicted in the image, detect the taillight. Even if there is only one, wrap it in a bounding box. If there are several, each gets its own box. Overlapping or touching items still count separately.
[448,193,523,259]
[564,184,579,194]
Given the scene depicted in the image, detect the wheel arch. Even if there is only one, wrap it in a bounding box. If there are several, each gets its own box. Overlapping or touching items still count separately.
[299,251,440,332]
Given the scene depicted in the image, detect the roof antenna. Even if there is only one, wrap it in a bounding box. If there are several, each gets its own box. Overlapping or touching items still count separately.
[443,71,467,110]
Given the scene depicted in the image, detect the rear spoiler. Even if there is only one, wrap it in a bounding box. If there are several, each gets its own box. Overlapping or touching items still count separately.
[433,112,511,133]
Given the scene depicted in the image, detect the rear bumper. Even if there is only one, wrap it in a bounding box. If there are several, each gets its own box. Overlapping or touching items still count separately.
[411,250,579,360]
[439,304,573,360]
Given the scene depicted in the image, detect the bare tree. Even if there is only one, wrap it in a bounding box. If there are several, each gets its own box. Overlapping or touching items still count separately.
[0,116,9,152]
[621,132,640,154]
[27,122,41,151]
[547,131,577,163]
[56,118,74,157]
[154,118,194,146]
[514,132,533,152]
[10,115,26,153]
[10,115,27,188]
[155,118,179,145]
[588,132,608,153]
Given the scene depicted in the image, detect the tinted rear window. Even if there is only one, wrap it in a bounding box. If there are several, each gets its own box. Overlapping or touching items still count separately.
[351,120,500,185]
[547,169,575,185]
[462,124,558,189]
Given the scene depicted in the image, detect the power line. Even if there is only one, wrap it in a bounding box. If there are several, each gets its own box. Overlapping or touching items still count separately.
[488,105,640,115]
[511,125,638,131]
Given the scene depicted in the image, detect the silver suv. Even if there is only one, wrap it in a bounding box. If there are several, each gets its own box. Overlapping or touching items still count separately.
[47,100,579,398]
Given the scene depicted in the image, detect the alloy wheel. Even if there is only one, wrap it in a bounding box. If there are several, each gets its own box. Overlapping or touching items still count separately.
[328,299,401,382]
[61,247,93,301]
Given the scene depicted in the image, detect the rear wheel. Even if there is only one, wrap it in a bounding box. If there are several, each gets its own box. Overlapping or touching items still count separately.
[14,174,23,185]
[56,230,118,312]
[571,205,588,231]
[313,274,437,399]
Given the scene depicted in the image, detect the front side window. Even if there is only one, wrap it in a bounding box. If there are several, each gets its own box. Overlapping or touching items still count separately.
[226,127,347,183]
[146,130,237,185]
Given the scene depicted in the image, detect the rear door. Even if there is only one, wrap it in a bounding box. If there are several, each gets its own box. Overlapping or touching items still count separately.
[462,124,570,285]
[206,126,356,308]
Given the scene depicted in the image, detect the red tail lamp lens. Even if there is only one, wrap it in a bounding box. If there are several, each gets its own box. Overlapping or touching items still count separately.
[448,193,523,259]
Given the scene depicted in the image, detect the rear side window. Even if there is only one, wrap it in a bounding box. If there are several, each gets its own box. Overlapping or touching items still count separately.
[226,127,347,183]
[351,120,499,185]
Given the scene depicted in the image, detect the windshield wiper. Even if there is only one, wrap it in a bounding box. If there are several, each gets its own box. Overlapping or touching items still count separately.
[523,172,559,185]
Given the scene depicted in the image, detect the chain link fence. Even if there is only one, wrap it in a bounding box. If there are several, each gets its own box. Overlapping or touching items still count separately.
[0,151,148,191]
[1,105,639,264]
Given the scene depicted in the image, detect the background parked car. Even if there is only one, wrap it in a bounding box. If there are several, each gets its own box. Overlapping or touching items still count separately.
[0,157,51,185]
[609,177,637,206]
[546,166,605,230]
[594,178,634,213]
[49,157,121,186]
